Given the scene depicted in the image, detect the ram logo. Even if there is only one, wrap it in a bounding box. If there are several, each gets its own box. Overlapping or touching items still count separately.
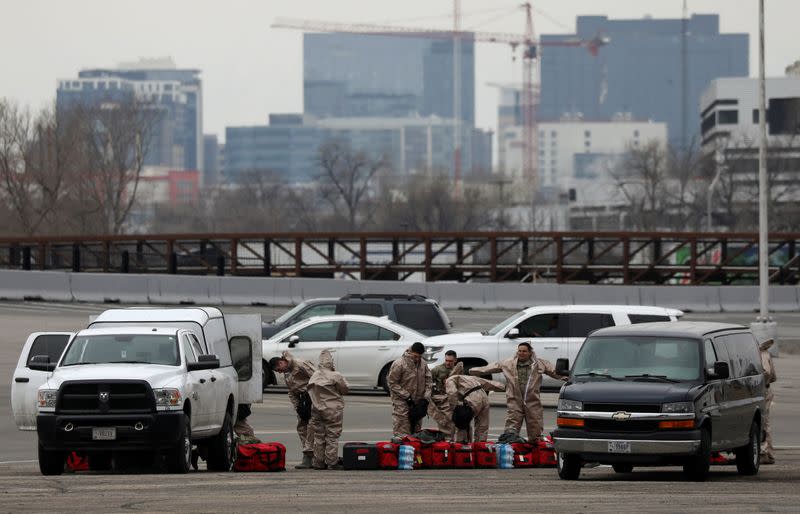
[611,411,631,421]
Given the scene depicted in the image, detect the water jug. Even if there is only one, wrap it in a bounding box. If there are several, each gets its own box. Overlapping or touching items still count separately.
[398,444,415,470]
[497,443,514,469]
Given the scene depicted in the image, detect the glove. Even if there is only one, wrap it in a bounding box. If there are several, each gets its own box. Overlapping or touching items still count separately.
[406,397,415,407]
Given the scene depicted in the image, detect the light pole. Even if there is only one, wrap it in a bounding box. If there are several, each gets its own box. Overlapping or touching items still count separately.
[707,151,724,232]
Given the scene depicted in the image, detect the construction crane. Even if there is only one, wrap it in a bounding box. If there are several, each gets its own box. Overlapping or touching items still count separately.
[273,3,607,200]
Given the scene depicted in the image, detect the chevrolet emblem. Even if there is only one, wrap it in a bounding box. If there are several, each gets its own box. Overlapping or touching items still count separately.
[611,411,631,421]
[99,392,110,403]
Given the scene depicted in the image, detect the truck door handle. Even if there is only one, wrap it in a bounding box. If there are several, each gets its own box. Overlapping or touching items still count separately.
[199,378,206,384]
[15,377,29,383]
[544,346,558,350]
[210,376,217,382]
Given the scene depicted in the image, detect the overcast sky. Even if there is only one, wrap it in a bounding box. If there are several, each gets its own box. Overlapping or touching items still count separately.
[2,0,797,142]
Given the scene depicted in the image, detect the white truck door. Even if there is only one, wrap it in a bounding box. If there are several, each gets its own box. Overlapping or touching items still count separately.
[224,314,263,405]
[11,332,74,430]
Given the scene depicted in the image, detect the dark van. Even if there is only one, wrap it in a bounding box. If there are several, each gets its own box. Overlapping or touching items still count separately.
[552,322,766,481]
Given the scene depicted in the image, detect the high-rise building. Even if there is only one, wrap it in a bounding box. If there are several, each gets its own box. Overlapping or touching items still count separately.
[303,33,475,125]
[539,14,748,148]
[203,134,222,186]
[57,58,203,178]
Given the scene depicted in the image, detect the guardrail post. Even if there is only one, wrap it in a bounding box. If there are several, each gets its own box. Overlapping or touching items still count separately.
[72,243,80,272]
[22,246,31,270]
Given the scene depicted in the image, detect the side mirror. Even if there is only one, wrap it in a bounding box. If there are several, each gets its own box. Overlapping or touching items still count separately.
[555,358,570,376]
[188,354,220,371]
[711,361,729,380]
[29,355,56,372]
[506,328,520,339]
[288,335,300,348]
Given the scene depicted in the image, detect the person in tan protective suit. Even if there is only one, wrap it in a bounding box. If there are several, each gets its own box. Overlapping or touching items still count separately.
[428,350,460,438]
[760,339,777,464]
[307,349,349,470]
[387,342,432,437]
[269,351,316,469]
[445,362,505,442]
[469,342,566,442]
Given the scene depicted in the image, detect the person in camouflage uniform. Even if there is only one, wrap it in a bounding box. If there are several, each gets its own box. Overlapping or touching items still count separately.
[428,350,460,438]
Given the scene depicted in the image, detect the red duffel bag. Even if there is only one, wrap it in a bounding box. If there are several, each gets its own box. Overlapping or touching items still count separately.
[453,443,474,468]
[511,442,537,468]
[376,441,399,469]
[400,436,427,469]
[429,441,454,468]
[234,442,286,472]
[473,442,498,468]
[535,435,557,467]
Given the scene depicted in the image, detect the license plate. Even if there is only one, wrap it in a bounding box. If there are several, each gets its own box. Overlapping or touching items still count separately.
[607,441,631,453]
[92,427,116,440]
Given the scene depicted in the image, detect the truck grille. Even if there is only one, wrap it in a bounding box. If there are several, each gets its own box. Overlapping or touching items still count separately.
[57,381,154,414]
[584,419,660,433]
[583,403,661,413]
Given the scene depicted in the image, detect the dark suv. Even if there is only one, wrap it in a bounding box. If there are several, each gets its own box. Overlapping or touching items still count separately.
[553,321,766,481]
[261,294,452,339]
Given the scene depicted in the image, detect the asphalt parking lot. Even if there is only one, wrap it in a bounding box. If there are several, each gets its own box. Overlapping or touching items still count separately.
[1,301,799,512]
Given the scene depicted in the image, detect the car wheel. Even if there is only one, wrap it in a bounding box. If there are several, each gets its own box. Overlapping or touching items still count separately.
[167,415,192,474]
[682,426,711,481]
[262,360,275,390]
[38,444,64,476]
[556,452,581,480]
[378,366,391,395]
[612,463,634,474]
[207,411,235,471]
[734,420,761,476]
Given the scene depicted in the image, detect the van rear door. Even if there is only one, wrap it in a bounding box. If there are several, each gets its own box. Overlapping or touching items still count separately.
[225,314,263,405]
[11,332,74,430]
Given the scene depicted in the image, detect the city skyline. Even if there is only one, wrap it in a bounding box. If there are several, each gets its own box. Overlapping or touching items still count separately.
[2,0,797,146]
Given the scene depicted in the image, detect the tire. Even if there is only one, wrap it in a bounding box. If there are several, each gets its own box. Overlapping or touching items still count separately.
[207,411,235,471]
[378,366,391,395]
[683,426,711,481]
[262,361,275,390]
[88,452,112,471]
[734,420,761,476]
[38,444,64,476]
[557,452,582,480]
[612,463,634,474]
[167,415,192,474]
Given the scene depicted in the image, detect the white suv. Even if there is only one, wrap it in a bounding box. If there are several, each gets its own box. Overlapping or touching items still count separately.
[424,305,683,389]
[263,314,428,392]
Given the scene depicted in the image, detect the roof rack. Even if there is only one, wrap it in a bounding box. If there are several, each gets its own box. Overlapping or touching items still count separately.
[340,294,429,301]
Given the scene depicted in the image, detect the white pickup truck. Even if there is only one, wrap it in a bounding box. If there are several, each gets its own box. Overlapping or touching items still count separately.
[11,307,262,475]
[424,305,683,389]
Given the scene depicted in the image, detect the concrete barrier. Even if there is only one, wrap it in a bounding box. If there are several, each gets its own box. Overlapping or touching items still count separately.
[70,273,150,303]
[560,285,640,306]
[0,270,72,302]
[290,277,360,303]
[359,280,427,298]
[429,282,494,310]
[768,287,800,312]
[149,275,222,305]
[717,286,799,313]
[638,285,721,313]
[220,276,275,305]
[492,283,562,310]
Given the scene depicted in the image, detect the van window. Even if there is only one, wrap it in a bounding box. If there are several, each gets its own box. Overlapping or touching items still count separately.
[27,334,71,366]
[717,333,761,378]
[394,304,446,333]
[629,314,671,324]
[337,303,383,316]
[566,313,614,338]
[515,314,566,338]
[295,304,336,321]
[205,318,232,367]
[703,339,717,367]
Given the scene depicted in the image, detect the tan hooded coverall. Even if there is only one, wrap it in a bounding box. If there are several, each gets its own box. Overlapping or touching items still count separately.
[470,354,561,441]
[445,363,505,442]
[760,340,777,463]
[282,350,317,456]
[307,349,349,468]
[428,361,461,437]
[387,349,432,436]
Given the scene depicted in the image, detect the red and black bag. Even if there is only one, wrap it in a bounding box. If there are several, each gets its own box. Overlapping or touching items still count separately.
[429,441,453,468]
[535,436,557,467]
[473,441,498,468]
[66,452,89,472]
[343,442,379,470]
[453,443,474,468]
[376,441,399,469]
[401,436,430,468]
[234,442,286,472]
[511,442,536,468]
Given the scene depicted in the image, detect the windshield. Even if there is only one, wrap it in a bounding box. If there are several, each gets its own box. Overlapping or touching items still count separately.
[486,310,528,336]
[61,334,180,366]
[572,336,701,381]
[272,302,309,325]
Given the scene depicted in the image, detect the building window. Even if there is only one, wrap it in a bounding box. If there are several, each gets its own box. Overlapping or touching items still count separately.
[584,130,591,138]
[701,113,717,134]
[551,130,557,138]
[633,130,640,137]
[718,110,738,125]
[584,140,591,147]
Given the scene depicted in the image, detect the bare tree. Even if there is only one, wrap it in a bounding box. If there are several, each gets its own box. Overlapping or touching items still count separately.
[610,140,670,231]
[317,140,389,230]
[73,98,159,234]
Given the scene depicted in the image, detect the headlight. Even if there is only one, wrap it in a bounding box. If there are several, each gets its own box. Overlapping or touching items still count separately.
[662,401,694,413]
[153,388,182,408]
[38,389,58,410]
[557,399,583,412]
[422,345,444,362]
